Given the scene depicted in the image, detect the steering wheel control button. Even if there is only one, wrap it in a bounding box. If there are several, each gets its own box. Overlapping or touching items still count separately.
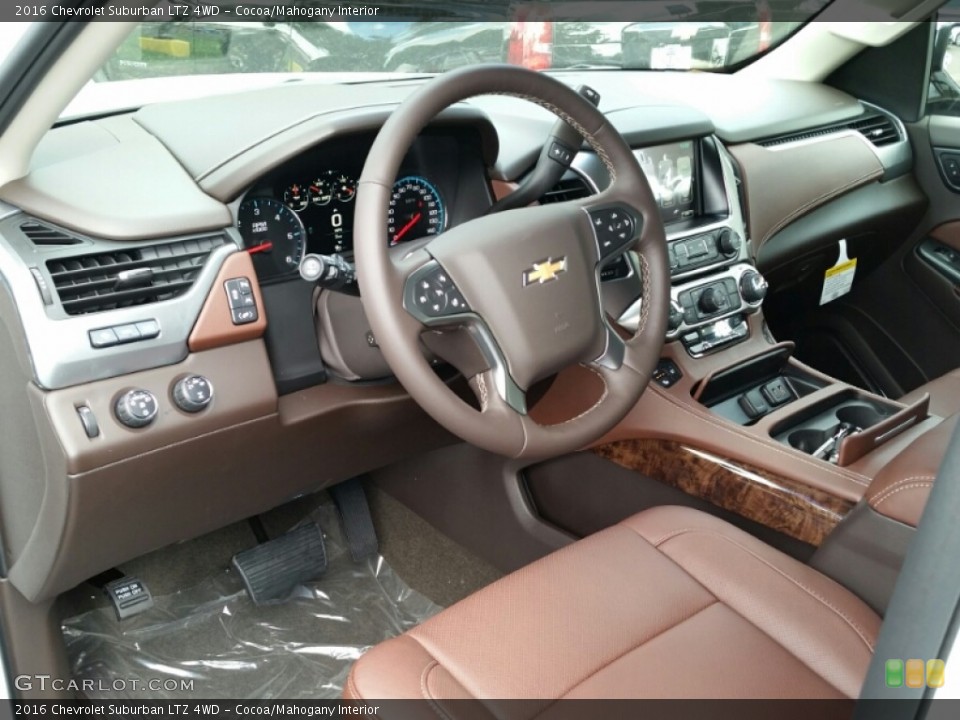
[88,327,119,348]
[173,375,214,413]
[408,264,470,320]
[548,141,575,165]
[589,207,638,259]
[115,389,159,429]
[75,405,100,439]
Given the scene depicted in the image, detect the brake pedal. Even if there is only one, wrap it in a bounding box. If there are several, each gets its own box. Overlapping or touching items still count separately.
[329,477,379,562]
[104,576,155,620]
[232,522,327,605]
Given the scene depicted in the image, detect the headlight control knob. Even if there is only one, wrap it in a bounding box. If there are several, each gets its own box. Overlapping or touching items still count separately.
[115,389,158,428]
[173,375,214,413]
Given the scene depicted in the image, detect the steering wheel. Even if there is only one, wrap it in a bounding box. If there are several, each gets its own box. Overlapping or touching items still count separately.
[355,65,669,460]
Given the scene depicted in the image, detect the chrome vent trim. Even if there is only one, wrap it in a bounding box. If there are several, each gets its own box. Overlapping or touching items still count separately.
[46,234,229,315]
[19,221,82,246]
[758,111,902,149]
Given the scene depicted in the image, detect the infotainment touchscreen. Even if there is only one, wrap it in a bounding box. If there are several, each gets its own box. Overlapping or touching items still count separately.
[635,140,697,225]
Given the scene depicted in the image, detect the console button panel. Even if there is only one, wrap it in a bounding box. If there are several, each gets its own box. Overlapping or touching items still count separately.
[669,229,742,276]
[225,277,259,325]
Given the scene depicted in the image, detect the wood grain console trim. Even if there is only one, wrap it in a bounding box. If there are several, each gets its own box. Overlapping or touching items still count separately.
[593,438,854,546]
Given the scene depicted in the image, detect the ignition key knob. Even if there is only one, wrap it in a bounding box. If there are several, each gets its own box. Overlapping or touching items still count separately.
[739,269,769,305]
[115,389,158,428]
[173,375,214,413]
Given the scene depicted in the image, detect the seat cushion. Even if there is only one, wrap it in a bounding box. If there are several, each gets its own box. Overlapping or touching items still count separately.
[345,506,881,708]
[901,368,960,418]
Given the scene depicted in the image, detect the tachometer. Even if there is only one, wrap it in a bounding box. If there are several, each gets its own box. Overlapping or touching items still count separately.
[237,197,306,280]
[388,176,446,246]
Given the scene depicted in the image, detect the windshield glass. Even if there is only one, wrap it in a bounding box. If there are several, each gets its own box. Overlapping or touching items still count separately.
[96,2,829,80]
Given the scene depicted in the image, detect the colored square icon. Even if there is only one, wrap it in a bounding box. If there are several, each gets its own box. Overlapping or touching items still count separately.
[906,659,925,688]
[927,659,946,688]
[885,659,904,688]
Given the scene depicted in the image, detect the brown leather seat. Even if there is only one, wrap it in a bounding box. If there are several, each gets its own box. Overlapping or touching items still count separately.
[901,368,960,418]
[346,506,881,704]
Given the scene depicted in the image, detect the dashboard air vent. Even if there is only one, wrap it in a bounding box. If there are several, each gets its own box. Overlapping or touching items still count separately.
[540,176,592,204]
[846,114,900,147]
[46,234,228,316]
[758,112,901,149]
[20,221,82,246]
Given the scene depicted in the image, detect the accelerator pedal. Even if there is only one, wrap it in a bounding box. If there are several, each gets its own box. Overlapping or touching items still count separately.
[232,522,327,605]
[330,477,379,562]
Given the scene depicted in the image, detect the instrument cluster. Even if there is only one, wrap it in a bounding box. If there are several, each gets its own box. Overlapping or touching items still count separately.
[238,170,447,281]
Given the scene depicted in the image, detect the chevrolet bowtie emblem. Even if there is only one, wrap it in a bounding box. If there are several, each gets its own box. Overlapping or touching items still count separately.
[523,257,568,286]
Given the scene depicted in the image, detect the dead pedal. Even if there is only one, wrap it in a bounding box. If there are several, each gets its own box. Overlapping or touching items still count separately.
[232,522,327,605]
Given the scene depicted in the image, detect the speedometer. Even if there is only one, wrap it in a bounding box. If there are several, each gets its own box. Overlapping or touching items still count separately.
[237,197,306,281]
[388,176,446,246]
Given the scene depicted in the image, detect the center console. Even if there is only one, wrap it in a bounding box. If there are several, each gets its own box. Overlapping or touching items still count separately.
[610,136,768,359]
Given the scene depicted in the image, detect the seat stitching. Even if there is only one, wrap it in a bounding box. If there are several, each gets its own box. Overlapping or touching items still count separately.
[640,526,876,652]
[867,475,936,505]
[870,482,934,509]
[533,600,719,712]
[345,671,364,702]
[651,384,871,487]
[420,661,455,720]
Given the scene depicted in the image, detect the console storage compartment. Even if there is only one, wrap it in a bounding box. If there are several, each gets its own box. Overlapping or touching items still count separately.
[694,347,828,425]
[770,391,929,466]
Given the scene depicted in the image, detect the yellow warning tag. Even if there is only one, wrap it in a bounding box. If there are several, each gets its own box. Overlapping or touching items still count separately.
[820,240,857,306]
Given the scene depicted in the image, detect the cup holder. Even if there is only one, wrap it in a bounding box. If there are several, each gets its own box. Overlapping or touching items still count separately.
[836,404,888,430]
[788,428,836,454]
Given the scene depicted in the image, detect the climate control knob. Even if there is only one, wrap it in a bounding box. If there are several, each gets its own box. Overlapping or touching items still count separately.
[698,287,726,314]
[718,229,742,257]
[739,270,769,305]
[173,375,214,413]
[115,389,158,429]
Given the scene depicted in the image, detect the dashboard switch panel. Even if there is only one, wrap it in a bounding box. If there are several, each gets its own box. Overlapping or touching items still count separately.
[225,277,259,325]
[669,229,742,276]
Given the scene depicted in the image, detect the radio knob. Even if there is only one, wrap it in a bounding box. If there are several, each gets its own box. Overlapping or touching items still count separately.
[739,269,769,304]
[698,287,726,314]
[115,389,158,429]
[718,229,742,257]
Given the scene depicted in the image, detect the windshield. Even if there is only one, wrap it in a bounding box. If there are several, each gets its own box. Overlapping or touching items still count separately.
[96,2,829,81]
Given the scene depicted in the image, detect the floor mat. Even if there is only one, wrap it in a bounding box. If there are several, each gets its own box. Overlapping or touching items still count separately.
[61,504,441,699]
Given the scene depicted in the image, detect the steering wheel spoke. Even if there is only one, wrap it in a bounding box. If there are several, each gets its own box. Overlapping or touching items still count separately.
[588,324,627,372]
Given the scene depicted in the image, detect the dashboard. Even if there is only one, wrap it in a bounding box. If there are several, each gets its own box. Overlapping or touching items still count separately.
[236,128,494,282]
